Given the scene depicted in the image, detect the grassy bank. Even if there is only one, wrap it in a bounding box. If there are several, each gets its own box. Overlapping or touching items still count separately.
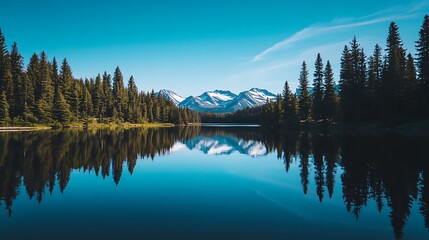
[0,121,175,132]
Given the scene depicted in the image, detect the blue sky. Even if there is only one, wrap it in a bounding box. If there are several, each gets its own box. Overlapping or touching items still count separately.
[1,0,428,96]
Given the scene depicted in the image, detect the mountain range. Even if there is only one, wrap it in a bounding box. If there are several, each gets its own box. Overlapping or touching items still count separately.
[169,136,268,157]
[159,88,276,113]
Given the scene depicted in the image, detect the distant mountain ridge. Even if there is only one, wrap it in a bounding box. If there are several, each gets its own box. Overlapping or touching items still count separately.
[158,88,276,113]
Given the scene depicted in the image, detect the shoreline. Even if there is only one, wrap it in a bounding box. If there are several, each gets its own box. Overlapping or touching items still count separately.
[0,122,176,132]
[271,119,429,138]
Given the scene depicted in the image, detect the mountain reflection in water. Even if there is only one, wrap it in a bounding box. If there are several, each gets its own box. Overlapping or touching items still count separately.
[0,126,428,239]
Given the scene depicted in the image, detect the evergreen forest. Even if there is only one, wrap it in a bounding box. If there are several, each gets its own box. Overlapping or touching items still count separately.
[0,30,200,127]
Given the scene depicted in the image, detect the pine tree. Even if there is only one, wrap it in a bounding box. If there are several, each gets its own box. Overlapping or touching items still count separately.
[35,51,54,122]
[0,91,10,126]
[52,86,71,123]
[102,72,113,118]
[298,61,312,120]
[51,57,59,91]
[345,37,367,121]
[10,42,25,117]
[404,53,417,119]
[416,15,429,117]
[127,76,141,123]
[112,67,127,120]
[356,46,367,121]
[80,86,92,119]
[150,90,160,122]
[147,91,154,122]
[0,29,13,119]
[25,53,39,119]
[339,45,353,122]
[274,94,282,125]
[69,81,80,119]
[92,74,103,118]
[322,61,338,121]
[282,81,299,126]
[290,94,299,124]
[382,22,406,122]
[367,44,383,120]
[59,58,73,104]
[312,53,324,120]
[141,92,148,122]
[282,81,291,119]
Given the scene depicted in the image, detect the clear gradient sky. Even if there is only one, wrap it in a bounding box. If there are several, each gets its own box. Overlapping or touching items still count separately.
[1,0,428,96]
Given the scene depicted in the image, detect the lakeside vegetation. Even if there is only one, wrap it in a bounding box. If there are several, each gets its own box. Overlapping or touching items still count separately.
[206,16,429,131]
[261,16,429,128]
[0,30,200,128]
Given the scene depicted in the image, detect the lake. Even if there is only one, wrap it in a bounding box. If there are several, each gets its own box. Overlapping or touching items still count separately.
[0,126,428,239]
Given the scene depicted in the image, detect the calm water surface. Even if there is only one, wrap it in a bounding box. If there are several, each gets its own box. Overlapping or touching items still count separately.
[0,126,428,239]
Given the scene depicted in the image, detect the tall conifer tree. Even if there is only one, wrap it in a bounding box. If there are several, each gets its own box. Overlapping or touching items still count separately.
[298,61,312,120]
[0,29,13,118]
[102,72,113,118]
[312,53,324,120]
[367,44,383,120]
[339,46,353,122]
[323,61,338,121]
[10,42,25,117]
[92,74,103,118]
[382,22,406,122]
[416,15,429,117]
[113,67,126,120]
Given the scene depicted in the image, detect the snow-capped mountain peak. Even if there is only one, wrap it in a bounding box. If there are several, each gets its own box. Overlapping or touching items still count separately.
[160,88,276,113]
[158,89,185,105]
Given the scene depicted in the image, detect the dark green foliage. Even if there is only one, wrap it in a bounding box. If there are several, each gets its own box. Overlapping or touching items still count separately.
[36,98,51,123]
[339,46,353,122]
[150,90,160,122]
[367,44,383,120]
[10,42,25,117]
[127,76,141,123]
[69,81,80,119]
[102,72,114,118]
[80,86,93,119]
[381,22,406,122]
[416,15,429,117]
[112,67,127,120]
[59,58,74,106]
[52,87,71,123]
[312,53,324,120]
[323,61,338,121]
[298,61,312,120]
[0,30,13,119]
[255,18,428,128]
[339,37,368,122]
[0,91,10,126]
[51,57,59,91]
[0,29,198,126]
[35,52,54,122]
[26,54,39,117]
[282,81,299,126]
[288,92,299,126]
[200,107,262,123]
[92,74,103,118]
[403,54,418,118]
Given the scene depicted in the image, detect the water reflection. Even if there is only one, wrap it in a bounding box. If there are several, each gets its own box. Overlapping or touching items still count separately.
[0,126,428,239]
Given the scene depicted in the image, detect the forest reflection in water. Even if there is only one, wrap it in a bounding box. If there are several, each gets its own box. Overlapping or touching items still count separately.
[0,126,428,239]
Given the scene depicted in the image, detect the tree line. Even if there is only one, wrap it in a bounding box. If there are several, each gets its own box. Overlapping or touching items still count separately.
[0,30,200,126]
[261,16,429,127]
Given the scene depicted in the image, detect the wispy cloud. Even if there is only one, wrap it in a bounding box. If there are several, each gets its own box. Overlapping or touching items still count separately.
[251,2,426,62]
